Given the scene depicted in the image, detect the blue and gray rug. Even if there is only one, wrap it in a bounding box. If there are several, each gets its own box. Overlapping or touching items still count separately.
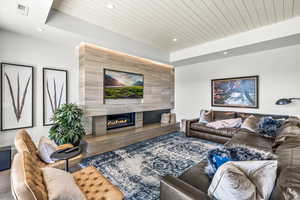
[80,132,219,200]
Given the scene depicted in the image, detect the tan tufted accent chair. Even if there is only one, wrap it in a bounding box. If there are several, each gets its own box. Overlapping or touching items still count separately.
[15,129,82,169]
[11,152,124,200]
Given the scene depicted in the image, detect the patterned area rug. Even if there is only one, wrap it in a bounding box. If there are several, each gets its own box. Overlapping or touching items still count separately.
[80,132,219,200]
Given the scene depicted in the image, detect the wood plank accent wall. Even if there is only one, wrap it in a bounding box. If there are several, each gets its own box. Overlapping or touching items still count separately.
[79,43,175,116]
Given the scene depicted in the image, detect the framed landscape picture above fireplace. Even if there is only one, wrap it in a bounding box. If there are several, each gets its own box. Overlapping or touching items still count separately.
[104,69,144,99]
[211,76,259,108]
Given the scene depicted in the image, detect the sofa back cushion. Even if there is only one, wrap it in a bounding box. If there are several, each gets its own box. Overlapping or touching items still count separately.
[11,152,48,200]
[241,115,260,132]
[15,129,46,166]
[213,111,236,121]
[15,129,37,153]
[274,117,300,148]
[271,166,300,200]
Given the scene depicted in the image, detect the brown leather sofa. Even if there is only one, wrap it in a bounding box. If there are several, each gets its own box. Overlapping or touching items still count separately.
[161,112,300,200]
[15,129,82,169]
[186,110,288,144]
[11,151,124,200]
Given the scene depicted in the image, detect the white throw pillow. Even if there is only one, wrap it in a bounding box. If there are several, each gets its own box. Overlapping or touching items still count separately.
[208,160,277,200]
[199,110,212,124]
[38,136,57,163]
[42,167,86,200]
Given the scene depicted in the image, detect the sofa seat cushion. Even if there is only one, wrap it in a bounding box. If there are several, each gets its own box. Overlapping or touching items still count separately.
[179,161,211,192]
[226,132,274,153]
[73,166,124,200]
[190,123,238,137]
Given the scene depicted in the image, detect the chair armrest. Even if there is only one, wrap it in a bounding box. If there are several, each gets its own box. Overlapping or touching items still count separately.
[56,144,73,150]
[186,118,199,137]
[160,175,209,200]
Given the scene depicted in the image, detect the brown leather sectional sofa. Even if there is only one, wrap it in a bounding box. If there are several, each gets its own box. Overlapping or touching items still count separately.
[160,111,300,200]
[186,111,287,144]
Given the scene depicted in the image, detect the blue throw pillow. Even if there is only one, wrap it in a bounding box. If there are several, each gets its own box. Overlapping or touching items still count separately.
[257,116,283,138]
[205,146,276,178]
[205,148,231,177]
[212,155,231,169]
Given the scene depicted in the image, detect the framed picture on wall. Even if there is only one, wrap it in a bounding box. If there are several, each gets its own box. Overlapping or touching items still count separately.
[211,76,259,108]
[1,63,34,131]
[43,68,68,126]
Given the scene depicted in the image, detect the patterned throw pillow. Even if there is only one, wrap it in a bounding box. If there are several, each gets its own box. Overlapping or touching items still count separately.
[208,160,277,200]
[206,118,242,129]
[199,110,213,124]
[257,116,283,138]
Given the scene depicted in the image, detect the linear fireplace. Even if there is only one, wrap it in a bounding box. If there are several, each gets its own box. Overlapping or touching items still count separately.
[106,112,136,130]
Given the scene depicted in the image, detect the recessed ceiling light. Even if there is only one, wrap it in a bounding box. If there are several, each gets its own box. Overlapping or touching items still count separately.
[173,38,178,42]
[37,27,44,32]
[106,4,115,9]
[223,51,228,55]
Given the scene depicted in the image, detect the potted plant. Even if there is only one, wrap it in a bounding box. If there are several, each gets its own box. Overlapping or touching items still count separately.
[49,103,85,146]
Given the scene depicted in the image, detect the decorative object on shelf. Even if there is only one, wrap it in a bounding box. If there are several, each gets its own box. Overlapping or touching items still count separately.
[104,69,144,99]
[1,63,34,131]
[43,68,68,126]
[211,76,259,108]
[161,113,170,126]
[49,104,85,146]
[170,113,177,124]
[276,98,300,105]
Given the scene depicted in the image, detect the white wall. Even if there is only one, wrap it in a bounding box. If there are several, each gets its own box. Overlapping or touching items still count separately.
[0,29,170,147]
[175,44,300,121]
[0,29,79,146]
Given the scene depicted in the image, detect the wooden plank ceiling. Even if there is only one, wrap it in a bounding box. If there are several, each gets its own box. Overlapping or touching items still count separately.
[52,0,300,51]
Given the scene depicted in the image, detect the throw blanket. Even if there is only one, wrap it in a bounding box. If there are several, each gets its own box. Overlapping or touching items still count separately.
[206,118,242,129]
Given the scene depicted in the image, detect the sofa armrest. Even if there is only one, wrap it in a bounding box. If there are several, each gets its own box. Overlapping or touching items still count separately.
[56,144,73,150]
[160,175,209,200]
[185,118,199,137]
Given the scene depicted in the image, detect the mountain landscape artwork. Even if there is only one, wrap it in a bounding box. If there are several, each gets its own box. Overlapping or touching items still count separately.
[104,69,144,99]
[212,76,258,108]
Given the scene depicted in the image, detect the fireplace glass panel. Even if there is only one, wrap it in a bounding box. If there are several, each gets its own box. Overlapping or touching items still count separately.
[107,113,135,130]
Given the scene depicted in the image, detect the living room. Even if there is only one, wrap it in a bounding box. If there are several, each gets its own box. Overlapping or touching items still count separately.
[1,1,300,200]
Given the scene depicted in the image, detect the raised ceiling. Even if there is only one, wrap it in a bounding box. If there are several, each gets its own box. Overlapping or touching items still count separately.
[53,0,300,51]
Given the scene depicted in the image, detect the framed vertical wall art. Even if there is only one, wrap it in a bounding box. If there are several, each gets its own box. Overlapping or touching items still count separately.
[211,76,259,108]
[43,68,68,126]
[1,63,34,131]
